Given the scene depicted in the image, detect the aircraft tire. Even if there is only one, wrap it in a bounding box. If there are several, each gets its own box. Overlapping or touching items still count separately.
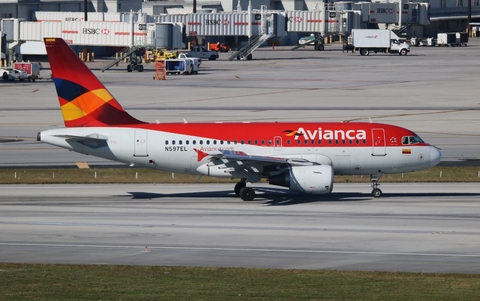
[234,182,246,196]
[372,188,382,198]
[239,187,255,201]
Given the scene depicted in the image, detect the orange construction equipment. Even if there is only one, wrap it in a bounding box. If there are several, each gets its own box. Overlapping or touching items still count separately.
[154,60,166,80]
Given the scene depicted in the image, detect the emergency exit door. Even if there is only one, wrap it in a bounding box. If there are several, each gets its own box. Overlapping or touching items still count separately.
[134,129,148,157]
[371,128,386,156]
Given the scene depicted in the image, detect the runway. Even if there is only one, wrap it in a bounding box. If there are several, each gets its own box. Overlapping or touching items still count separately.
[1,183,480,273]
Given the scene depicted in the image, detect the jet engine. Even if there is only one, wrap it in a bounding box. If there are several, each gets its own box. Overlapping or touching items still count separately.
[269,165,334,194]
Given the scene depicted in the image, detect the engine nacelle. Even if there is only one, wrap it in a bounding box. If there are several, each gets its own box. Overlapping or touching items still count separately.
[269,165,334,194]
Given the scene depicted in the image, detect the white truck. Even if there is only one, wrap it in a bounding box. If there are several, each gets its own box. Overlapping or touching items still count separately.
[165,53,200,75]
[188,46,219,61]
[351,29,410,56]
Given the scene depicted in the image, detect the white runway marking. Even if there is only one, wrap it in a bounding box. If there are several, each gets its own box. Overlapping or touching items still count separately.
[2,243,479,258]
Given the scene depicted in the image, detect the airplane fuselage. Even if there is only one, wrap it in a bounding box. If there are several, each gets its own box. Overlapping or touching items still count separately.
[40,122,441,176]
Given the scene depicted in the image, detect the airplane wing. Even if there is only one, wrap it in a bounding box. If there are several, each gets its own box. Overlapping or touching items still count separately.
[219,150,312,166]
[194,148,314,166]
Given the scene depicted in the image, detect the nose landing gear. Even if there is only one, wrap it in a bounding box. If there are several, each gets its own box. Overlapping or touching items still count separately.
[371,174,383,198]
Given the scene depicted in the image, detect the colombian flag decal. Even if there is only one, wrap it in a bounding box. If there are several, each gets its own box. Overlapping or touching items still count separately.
[402,149,412,154]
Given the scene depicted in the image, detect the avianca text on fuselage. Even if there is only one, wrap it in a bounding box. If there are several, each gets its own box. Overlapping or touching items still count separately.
[286,127,367,141]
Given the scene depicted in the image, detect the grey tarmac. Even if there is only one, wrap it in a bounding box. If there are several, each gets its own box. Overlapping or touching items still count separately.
[1,183,480,273]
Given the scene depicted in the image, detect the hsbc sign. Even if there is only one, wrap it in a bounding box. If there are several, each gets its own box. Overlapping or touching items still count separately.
[82,28,111,35]
[376,8,395,14]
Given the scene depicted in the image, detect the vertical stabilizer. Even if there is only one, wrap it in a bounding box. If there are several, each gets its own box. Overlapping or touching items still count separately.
[44,38,145,127]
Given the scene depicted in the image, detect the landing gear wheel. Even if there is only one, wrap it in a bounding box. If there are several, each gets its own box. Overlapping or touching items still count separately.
[239,187,255,201]
[234,181,246,196]
[372,188,382,198]
[370,174,383,198]
[138,65,144,72]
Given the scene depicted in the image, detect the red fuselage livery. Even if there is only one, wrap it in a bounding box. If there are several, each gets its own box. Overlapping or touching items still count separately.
[38,38,441,200]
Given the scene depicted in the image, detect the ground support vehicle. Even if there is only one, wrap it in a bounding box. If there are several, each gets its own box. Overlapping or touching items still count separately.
[178,53,201,67]
[293,33,325,51]
[189,46,219,60]
[410,37,436,47]
[0,67,28,81]
[210,42,230,52]
[165,57,199,75]
[13,62,41,81]
[351,29,410,56]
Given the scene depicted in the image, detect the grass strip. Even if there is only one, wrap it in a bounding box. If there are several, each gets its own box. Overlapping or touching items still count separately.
[0,166,479,184]
[1,263,480,301]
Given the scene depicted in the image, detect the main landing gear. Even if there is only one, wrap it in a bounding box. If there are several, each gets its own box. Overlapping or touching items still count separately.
[370,174,383,198]
[234,180,255,201]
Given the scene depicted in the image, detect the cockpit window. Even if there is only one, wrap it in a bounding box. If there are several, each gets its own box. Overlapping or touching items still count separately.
[402,136,424,145]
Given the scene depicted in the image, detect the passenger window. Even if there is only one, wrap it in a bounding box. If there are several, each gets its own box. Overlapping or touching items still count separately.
[172,140,176,145]
[193,140,196,145]
[165,140,169,145]
[179,140,182,145]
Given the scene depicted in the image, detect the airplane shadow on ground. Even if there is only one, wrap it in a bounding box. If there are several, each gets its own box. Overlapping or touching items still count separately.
[125,187,480,206]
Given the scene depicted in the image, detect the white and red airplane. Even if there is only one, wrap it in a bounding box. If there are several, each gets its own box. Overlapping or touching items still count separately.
[38,38,442,200]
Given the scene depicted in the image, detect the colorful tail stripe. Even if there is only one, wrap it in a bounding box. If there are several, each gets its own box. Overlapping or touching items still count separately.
[44,38,145,127]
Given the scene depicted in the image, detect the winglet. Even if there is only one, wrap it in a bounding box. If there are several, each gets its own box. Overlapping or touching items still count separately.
[44,38,146,127]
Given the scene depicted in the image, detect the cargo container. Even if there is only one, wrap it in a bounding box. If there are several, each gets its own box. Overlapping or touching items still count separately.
[350,29,410,56]
[437,33,456,46]
[455,32,468,46]
[13,62,41,81]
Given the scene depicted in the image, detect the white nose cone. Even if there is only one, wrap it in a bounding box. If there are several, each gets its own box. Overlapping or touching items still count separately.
[430,147,442,167]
